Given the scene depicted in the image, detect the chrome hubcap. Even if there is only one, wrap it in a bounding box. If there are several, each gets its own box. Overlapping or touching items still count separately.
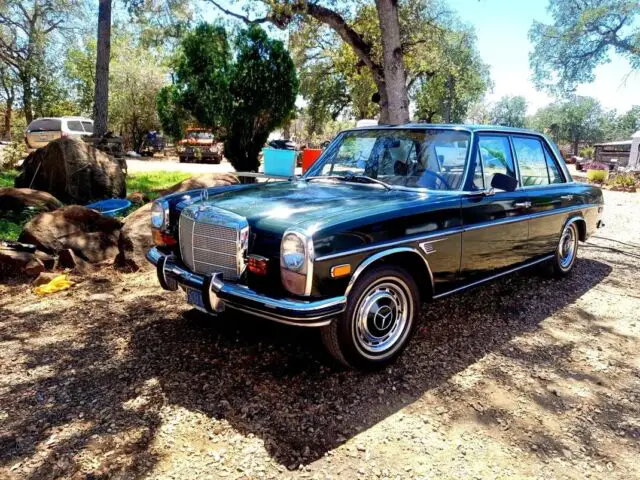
[353,279,411,356]
[559,224,577,269]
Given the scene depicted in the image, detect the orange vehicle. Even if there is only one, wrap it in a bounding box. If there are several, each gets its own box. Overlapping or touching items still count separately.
[177,128,223,164]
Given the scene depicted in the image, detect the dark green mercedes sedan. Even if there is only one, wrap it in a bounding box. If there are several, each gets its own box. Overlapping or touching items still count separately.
[146,124,604,370]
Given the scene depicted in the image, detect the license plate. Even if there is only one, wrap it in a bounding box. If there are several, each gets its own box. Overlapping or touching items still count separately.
[186,288,206,311]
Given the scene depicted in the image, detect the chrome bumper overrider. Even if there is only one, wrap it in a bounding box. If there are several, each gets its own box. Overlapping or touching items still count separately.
[146,247,345,327]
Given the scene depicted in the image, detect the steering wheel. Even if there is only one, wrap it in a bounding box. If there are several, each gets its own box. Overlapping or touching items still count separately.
[418,170,451,190]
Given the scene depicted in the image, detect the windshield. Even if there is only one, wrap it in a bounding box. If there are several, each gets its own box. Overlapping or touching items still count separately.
[305,128,471,190]
[187,131,213,140]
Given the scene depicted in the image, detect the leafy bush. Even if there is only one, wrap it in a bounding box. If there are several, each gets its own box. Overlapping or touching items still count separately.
[1,142,26,170]
[607,173,637,188]
[586,168,608,183]
[579,146,594,159]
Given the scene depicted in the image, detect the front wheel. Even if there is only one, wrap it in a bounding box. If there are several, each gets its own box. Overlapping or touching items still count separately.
[321,265,420,370]
[550,221,579,277]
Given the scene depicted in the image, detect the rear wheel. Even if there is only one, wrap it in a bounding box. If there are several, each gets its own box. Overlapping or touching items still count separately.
[321,265,419,370]
[550,221,579,277]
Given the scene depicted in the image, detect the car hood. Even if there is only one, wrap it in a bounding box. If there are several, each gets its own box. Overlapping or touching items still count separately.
[196,180,459,235]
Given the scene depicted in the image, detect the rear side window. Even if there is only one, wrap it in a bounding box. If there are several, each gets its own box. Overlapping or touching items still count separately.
[28,119,61,132]
[66,120,84,132]
[81,121,94,133]
[474,136,517,190]
[513,136,563,186]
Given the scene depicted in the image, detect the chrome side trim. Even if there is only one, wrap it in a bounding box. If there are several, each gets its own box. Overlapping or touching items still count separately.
[315,203,600,262]
[344,247,434,298]
[433,255,554,299]
[316,228,463,262]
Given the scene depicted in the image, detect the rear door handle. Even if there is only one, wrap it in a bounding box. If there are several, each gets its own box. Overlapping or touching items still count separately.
[514,201,531,209]
[560,195,574,201]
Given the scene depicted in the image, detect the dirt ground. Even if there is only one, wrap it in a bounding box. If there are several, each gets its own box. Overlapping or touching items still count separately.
[1,189,639,480]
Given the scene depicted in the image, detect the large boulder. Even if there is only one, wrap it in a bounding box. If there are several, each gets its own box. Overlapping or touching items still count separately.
[160,173,239,195]
[0,187,63,216]
[19,205,122,263]
[116,203,153,271]
[15,137,126,204]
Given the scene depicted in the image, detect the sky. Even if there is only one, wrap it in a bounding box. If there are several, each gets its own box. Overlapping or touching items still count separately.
[203,0,640,115]
[447,0,640,114]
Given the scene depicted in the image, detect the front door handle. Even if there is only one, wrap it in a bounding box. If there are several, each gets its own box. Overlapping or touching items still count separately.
[514,201,532,209]
[560,195,574,201]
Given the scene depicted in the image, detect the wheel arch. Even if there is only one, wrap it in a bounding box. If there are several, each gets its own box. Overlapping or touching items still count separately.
[566,215,587,241]
[344,247,434,303]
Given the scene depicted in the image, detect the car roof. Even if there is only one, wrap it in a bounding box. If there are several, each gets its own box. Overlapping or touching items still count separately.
[350,123,540,135]
[29,116,93,122]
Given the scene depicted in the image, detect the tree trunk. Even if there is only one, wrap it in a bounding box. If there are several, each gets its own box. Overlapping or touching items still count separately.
[444,75,455,123]
[375,0,410,124]
[93,0,112,137]
[21,74,33,125]
[3,97,12,140]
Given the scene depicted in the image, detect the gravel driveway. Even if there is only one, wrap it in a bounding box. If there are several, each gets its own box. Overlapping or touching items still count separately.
[1,190,639,479]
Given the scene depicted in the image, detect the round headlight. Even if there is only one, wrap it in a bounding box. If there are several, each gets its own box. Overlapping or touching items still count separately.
[150,200,168,230]
[281,233,306,271]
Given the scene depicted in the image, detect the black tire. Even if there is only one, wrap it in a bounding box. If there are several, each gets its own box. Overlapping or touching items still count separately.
[550,221,579,277]
[179,155,187,163]
[320,265,420,370]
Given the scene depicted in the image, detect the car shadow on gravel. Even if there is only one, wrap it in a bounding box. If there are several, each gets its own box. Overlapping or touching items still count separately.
[0,258,613,476]
[123,258,613,467]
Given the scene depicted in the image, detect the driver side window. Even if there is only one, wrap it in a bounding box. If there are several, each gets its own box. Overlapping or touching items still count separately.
[474,136,516,190]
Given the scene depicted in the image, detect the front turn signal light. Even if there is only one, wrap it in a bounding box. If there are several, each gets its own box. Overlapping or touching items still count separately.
[247,255,269,276]
[330,264,351,278]
[152,230,176,247]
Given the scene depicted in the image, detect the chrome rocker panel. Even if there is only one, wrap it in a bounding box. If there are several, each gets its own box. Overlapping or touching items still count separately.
[146,247,346,327]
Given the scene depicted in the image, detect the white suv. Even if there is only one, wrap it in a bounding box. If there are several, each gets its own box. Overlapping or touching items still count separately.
[25,116,94,149]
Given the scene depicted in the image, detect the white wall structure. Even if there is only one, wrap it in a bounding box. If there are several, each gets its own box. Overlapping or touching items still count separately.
[630,130,640,171]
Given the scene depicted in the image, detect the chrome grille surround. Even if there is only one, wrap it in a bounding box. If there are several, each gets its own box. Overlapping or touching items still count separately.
[179,205,249,281]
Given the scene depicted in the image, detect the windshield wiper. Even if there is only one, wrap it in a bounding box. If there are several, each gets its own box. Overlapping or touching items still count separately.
[305,174,392,191]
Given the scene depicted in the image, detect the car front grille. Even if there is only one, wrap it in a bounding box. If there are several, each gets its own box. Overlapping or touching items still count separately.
[179,206,248,281]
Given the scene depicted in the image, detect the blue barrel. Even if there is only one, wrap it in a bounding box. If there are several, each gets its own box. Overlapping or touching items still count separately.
[85,198,132,217]
[262,148,296,177]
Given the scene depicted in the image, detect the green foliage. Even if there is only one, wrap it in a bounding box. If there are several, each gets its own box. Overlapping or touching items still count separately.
[0,218,22,241]
[579,146,595,159]
[224,25,298,172]
[413,26,491,123]
[529,96,607,152]
[586,168,609,183]
[172,23,232,132]
[607,173,637,188]
[126,171,191,200]
[64,30,170,149]
[156,86,187,140]
[529,0,640,93]
[490,96,528,128]
[1,143,26,170]
[0,169,19,187]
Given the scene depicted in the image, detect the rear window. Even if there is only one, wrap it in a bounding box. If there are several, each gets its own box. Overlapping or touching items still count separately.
[66,120,84,132]
[81,121,93,133]
[28,119,62,132]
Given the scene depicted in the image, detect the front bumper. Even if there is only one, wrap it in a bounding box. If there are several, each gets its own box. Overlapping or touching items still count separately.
[146,247,345,327]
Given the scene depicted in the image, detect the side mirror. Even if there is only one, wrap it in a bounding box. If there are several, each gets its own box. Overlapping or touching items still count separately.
[491,173,518,192]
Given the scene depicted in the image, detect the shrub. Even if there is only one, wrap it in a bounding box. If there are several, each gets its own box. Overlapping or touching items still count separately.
[607,173,637,188]
[579,146,594,159]
[587,169,608,183]
[1,142,26,170]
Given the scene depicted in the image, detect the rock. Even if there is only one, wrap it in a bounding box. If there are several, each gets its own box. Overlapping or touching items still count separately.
[127,192,150,205]
[19,206,122,263]
[0,188,63,215]
[57,248,78,269]
[15,137,126,204]
[0,249,34,276]
[160,173,239,195]
[32,272,60,287]
[24,258,45,276]
[115,203,153,271]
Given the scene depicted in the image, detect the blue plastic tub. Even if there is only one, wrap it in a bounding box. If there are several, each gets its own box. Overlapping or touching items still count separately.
[262,148,296,177]
[86,199,132,217]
